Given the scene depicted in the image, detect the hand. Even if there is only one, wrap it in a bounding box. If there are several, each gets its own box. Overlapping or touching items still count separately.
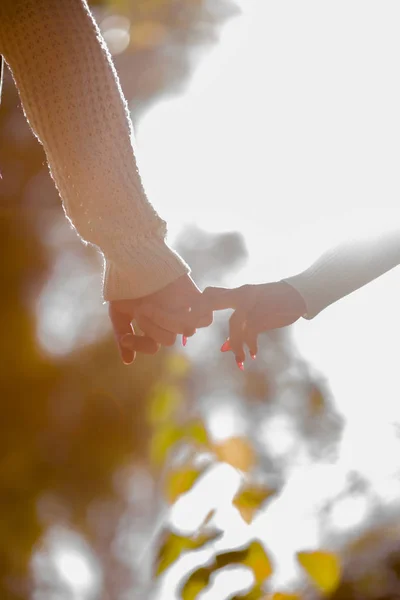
[108,275,213,364]
[190,281,307,368]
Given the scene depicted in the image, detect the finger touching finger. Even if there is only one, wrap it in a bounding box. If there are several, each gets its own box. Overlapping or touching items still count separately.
[190,287,237,317]
[202,286,242,311]
[135,313,177,347]
[137,304,196,337]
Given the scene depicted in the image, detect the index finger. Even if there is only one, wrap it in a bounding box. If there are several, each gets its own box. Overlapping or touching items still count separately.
[190,286,242,316]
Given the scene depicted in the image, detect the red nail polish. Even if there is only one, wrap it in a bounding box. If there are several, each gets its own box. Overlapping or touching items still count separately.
[182,335,188,347]
[236,359,244,371]
[250,353,257,360]
[220,340,231,352]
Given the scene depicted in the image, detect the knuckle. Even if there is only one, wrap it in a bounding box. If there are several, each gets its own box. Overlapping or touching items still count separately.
[229,312,240,326]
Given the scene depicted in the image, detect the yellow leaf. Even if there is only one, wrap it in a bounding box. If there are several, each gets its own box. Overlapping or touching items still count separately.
[269,593,301,600]
[131,20,167,49]
[213,437,256,472]
[236,505,255,525]
[308,385,325,415]
[165,466,206,504]
[297,551,341,594]
[180,568,211,600]
[244,542,273,584]
[147,384,182,424]
[233,585,266,599]
[233,484,276,524]
[155,529,222,577]
[185,419,209,447]
[149,423,182,467]
[166,353,191,378]
[215,543,272,587]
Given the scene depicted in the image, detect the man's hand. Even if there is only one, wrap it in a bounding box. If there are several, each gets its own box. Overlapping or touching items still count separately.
[189,281,307,368]
[108,275,213,364]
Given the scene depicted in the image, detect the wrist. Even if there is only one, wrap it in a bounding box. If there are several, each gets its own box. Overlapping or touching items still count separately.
[280,279,308,318]
[103,236,190,302]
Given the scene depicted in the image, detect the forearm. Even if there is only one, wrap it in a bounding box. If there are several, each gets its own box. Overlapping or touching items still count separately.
[0,0,189,300]
[283,229,400,319]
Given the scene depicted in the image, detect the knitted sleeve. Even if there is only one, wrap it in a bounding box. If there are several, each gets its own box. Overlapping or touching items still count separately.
[283,229,400,319]
[0,0,189,301]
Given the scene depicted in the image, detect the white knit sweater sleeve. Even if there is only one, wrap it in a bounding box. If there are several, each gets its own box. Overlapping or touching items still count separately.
[283,229,400,319]
[0,0,189,301]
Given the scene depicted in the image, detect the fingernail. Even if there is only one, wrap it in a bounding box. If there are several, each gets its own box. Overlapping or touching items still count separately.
[220,340,231,352]
[120,333,133,349]
[236,359,244,371]
[182,335,188,347]
[250,353,257,360]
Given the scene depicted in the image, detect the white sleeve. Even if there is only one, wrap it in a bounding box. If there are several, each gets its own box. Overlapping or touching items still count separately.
[283,229,400,319]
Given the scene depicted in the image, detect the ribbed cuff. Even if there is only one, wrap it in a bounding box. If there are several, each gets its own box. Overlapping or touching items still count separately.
[282,272,324,320]
[103,236,190,301]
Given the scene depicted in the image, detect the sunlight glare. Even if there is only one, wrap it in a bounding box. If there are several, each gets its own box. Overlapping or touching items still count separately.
[32,528,101,598]
[206,401,247,442]
[330,494,370,532]
[258,414,296,457]
[100,16,131,55]
[53,548,94,593]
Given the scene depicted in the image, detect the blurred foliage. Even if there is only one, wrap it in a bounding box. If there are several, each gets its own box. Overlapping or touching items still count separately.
[0,0,236,596]
[2,0,400,599]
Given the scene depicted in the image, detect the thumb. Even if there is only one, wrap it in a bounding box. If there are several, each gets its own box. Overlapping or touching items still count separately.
[109,303,136,364]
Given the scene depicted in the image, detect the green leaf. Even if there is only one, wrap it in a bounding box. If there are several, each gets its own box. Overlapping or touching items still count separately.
[180,567,211,600]
[215,541,273,584]
[155,529,222,577]
[243,542,273,584]
[185,419,209,447]
[164,464,207,504]
[147,383,183,424]
[166,353,191,378]
[269,594,301,600]
[232,585,266,599]
[297,550,340,594]
[149,422,183,467]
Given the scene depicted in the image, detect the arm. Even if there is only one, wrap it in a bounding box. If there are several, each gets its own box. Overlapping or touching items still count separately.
[283,229,400,319]
[0,0,189,301]
[190,228,400,367]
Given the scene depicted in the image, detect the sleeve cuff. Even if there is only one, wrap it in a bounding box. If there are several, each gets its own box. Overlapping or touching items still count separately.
[103,236,190,301]
[282,273,320,320]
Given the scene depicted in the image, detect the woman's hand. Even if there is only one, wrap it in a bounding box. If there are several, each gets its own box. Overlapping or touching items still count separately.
[190,282,307,369]
[109,275,213,364]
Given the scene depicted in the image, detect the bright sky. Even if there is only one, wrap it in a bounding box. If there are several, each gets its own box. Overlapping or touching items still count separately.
[137,0,400,434]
